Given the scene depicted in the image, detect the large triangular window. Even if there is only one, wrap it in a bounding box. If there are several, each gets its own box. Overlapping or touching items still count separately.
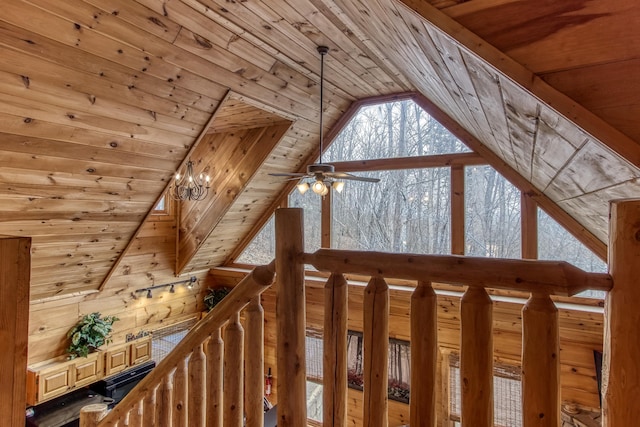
[236,99,605,299]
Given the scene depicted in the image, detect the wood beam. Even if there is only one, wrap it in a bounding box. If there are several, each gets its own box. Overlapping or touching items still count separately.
[331,152,486,173]
[450,164,465,255]
[303,249,612,296]
[521,192,538,260]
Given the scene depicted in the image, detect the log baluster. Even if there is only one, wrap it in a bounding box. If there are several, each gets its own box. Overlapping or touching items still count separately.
[522,292,559,426]
[323,273,348,427]
[410,280,438,425]
[224,312,244,427]
[363,277,389,427]
[275,208,307,426]
[207,328,224,427]
[158,373,173,426]
[245,296,265,427]
[460,286,493,427]
[173,356,189,427]
[189,343,206,427]
[142,386,156,427]
[129,401,142,427]
[79,403,108,427]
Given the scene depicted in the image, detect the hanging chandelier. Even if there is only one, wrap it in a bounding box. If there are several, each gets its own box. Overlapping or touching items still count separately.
[170,160,210,201]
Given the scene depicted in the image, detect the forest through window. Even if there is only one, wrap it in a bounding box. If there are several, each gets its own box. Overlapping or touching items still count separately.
[236,100,606,293]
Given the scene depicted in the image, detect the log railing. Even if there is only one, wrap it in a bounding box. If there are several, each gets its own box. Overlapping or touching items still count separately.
[274,208,613,427]
[82,261,275,427]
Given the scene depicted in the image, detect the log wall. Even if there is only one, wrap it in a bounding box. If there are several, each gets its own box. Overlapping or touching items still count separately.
[28,201,210,364]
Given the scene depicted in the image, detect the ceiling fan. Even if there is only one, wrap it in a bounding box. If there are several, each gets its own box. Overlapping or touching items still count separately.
[269,46,380,196]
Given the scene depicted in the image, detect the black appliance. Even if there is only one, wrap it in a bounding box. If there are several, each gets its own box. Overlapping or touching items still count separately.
[25,388,109,427]
[90,360,156,407]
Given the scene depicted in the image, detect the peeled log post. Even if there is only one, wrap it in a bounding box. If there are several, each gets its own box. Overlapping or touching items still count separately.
[173,356,189,427]
[363,277,389,427]
[158,373,173,426]
[245,296,265,427]
[275,208,307,426]
[323,273,348,427]
[188,343,206,427]
[461,286,493,427]
[224,312,244,427]
[522,293,559,426]
[79,403,108,427]
[410,281,437,426]
[207,328,224,427]
[604,199,640,426]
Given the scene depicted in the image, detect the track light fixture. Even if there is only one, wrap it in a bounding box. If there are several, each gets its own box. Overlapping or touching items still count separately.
[136,276,197,299]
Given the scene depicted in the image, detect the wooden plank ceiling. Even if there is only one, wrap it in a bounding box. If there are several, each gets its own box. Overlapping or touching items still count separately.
[0,0,637,298]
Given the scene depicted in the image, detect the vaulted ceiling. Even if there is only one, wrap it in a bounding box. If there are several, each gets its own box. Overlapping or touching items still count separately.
[0,0,638,299]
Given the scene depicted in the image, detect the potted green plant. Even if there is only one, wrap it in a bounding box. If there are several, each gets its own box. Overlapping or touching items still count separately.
[204,287,231,311]
[67,312,119,358]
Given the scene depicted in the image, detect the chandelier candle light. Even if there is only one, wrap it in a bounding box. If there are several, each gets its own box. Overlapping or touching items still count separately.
[170,160,211,201]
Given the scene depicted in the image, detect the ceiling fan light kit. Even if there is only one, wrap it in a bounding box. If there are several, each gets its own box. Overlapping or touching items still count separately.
[270,45,379,196]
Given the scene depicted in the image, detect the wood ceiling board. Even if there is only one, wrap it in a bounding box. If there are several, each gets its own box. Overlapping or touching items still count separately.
[206,100,294,133]
[271,0,411,92]
[558,179,640,243]
[530,123,585,191]
[442,0,639,74]
[191,0,387,97]
[178,123,291,273]
[545,141,640,202]
[0,114,189,161]
[542,59,640,113]
[0,55,209,130]
[0,95,194,149]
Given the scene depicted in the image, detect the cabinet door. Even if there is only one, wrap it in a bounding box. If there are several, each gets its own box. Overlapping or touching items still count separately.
[74,353,103,387]
[130,338,152,365]
[105,346,129,376]
[38,365,74,403]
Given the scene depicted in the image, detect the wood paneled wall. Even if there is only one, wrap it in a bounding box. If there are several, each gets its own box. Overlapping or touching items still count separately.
[28,199,210,364]
[212,269,603,424]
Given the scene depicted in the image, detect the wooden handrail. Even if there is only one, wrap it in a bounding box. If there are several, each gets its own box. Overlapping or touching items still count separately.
[303,249,612,296]
[97,261,275,426]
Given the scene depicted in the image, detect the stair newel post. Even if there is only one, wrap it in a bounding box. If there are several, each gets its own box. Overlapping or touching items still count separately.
[158,372,173,426]
[79,403,108,427]
[245,296,265,427]
[323,273,348,427]
[604,199,640,426]
[224,312,245,427]
[460,286,493,427]
[206,328,224,427]
[363,276,389,427]
[410,280,438,426]
[188,343,207,427]
[172,355,189,427]
[275,208,307,426]
[142,386,157,427]
[522,292,560,426]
